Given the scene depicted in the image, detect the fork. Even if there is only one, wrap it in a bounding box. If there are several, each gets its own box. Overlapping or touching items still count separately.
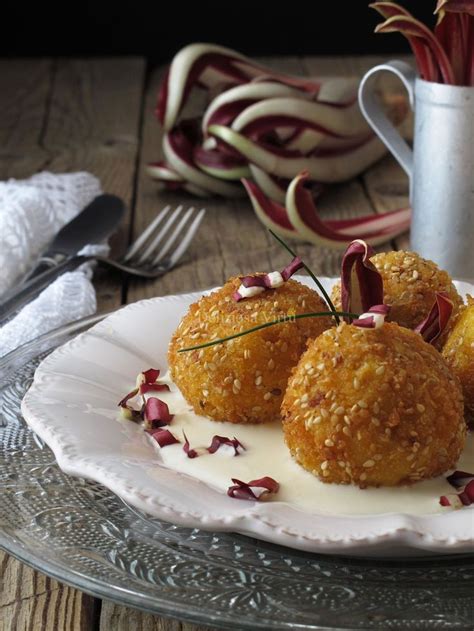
[0,204,206,324]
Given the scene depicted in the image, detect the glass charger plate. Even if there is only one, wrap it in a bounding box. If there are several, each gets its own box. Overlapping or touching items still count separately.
[1,316,473,630]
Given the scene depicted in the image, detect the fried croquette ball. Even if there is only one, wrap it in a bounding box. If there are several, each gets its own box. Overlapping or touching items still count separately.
[168,276,333,424]
[442,296,474,424]
[282,322,466,487]
[331,250,462,332]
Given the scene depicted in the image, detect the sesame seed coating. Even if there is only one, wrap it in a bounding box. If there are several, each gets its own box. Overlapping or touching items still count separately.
[282,321,466,487]
[168,276,333,424]
[442,295,474,426]
[331,250,462,343]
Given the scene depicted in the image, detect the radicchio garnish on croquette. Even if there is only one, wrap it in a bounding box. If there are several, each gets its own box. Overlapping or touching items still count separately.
[352,304,390,330]
[341,239,384,319]
[415,292,454,344]
[233,256,304,301]
[208,435,245,456]
[227,476,279,500]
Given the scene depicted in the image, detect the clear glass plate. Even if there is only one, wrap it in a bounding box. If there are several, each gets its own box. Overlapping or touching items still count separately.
[0,316,473,630]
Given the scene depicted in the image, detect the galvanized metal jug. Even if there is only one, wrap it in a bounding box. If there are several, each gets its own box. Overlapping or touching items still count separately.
[358,60,474,279]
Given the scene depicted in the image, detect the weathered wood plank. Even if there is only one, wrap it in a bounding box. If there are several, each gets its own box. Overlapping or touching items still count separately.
[40,57,146,312]
[0,550,98,631]
[0,56,146,631]
[100,600,212,631]
[0,59,53,178]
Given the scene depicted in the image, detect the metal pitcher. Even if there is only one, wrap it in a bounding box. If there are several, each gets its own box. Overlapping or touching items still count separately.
[358,60,474,279]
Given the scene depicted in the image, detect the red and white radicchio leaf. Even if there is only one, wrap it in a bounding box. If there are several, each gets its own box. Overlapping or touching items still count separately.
[227,476,279,500]
[352,304,390,330]
[150,428,180,448]
[374,15,456,85]
[440,470,474,508]
[208,435,245,456]
[233,256,304,302]
[340,240,384,318]
[144,397,174,425]
[183,431,199,458]
[414,292,454,344]
[284,172,410,249]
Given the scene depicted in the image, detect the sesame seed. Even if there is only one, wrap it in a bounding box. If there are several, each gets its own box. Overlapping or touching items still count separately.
[314,416,322,424]
[322,470,330,477]
[358,400,368,409]
[373,402,380,414]
[362,459,375,468]
[263,392,272,401]
[412,270,419,280]
[374,454,383,461]
[255,376,263,386]
[338,461,346,468]
[343,426,351,437]
[202,389,209,397]
[371,417,380,426]
[321,460,329,470]
[353,378,360,390]
[416,403,425,413]
[360,473,367,481]
[375,366,385,376]
[335,406,345,415]
[317,363,325,371]
[301,394,309,403]
[233,379,241,390]
[268,359,275,370]
[321,409,329,418]
[324,439,334,447]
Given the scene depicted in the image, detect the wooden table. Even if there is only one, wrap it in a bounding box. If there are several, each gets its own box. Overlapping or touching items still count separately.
[0,54,410,631]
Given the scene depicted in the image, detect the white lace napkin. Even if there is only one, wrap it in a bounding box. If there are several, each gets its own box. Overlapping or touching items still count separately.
[0,172,106,357]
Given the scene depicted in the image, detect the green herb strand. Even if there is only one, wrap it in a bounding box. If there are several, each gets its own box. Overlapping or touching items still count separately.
[269,229,340,324]
[178,311,358,353]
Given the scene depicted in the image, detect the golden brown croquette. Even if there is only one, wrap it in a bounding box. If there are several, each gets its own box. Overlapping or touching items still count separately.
[282,322,466,487]
[168,276,333,424]
[331,250,462,333]
[442,296,474,425]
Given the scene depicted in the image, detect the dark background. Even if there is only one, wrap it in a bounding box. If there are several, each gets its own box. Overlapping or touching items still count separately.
[3,1,435,62]
[0,0,435,62]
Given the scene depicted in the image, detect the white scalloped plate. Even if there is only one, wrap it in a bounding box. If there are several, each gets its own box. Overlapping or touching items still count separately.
[21,277,474,557]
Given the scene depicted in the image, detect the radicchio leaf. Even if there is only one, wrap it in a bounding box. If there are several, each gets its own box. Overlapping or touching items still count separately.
[340,240,384,320]
[208,435,245,456]
[281,256,304,281]
[227,476,279,500]
[142,368,160,383]
[414,292,454,344]
[352,304,390,330]
[446,470,474,489]
[151,428,180,448]
[144,397,174,425]
[183,431,199,458]
[440,471,474,508]
[118,388,139,409]
[139,383,171,395]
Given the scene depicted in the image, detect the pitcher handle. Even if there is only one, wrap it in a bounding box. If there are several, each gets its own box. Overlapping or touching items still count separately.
[358,60,416,187]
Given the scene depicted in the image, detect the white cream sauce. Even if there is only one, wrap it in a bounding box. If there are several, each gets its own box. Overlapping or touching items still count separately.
[137,373,474,516]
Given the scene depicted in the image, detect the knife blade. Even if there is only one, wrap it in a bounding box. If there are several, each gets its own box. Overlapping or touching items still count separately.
[0,194,126,323]
[25,194,126,279]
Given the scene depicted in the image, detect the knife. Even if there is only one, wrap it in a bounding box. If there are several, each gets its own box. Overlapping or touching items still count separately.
[0,194,126,324]
[24,194,126,280]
